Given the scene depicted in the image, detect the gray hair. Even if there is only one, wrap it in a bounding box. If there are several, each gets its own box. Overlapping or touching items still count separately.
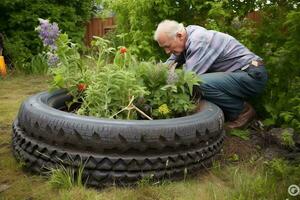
[154,20,185,41]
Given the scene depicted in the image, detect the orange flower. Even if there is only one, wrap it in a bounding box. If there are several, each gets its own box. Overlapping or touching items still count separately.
[120,47,127,54]
[77,83,87,92]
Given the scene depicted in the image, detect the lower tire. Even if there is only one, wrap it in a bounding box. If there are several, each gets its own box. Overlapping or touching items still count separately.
[12,120,224,186]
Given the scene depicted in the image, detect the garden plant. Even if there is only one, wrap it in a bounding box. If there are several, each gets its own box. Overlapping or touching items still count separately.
[37,18,201,120]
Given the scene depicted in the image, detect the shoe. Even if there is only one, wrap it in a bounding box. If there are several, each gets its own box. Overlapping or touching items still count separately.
[225,102,256,130]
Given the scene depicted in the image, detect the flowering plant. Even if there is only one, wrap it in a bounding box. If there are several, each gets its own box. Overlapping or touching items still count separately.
[36,18,201,119]
[35,18,60,67]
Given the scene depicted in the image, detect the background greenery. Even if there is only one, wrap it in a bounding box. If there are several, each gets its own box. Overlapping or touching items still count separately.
[0,0,93,73]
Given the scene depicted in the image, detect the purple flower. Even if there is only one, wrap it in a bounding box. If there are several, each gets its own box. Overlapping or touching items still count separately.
[36,18,60,50]
[47,52,59,67]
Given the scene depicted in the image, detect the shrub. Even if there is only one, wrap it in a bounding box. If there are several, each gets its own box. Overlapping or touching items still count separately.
[251,8,300,131]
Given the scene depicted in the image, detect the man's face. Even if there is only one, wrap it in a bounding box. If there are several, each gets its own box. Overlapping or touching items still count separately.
[157,32,186,56]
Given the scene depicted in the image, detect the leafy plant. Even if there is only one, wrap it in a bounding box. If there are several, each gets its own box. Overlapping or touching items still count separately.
[77,64,149,119]
[132,61,200,119]
[257,9,300,131]
[23,53,49,75]
[38,18,200,120]
[281,129,295,148]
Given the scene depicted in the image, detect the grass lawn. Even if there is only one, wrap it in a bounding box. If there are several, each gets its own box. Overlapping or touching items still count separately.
[0,73,298,200]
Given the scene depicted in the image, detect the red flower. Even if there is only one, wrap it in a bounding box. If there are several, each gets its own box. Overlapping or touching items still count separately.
[77,83,87,92]
[120,47,127,54]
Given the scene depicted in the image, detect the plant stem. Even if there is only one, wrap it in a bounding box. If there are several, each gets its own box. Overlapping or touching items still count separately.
[131,104,153,120]
[109,96,153,120]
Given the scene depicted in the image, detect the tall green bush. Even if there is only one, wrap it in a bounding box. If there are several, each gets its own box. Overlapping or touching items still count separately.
[257,9,300,130]
[0,0,93,73]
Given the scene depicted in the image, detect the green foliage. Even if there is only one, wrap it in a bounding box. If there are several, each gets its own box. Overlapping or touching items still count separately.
[49,32,200,119]
[77,64,148,119]
[22,53,49,75]
[50,35,148,119]
[50,33,89,96]
[254,8,300,131]
[215,159,300,200]
[0,0,93,73]
[133,61,200,119]
[281,129,295,148]
[227,129,250,140]
[75,58,200,119]
[265,159,300,183]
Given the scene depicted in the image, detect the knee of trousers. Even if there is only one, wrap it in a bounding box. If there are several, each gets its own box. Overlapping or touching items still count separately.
[198,82,221,99]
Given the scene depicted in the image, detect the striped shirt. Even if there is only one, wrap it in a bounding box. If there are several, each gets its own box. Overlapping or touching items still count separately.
[166,25,262,75]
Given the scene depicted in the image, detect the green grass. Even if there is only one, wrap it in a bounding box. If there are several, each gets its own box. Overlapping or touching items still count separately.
[0,73,299,200]
[48,160,86,190]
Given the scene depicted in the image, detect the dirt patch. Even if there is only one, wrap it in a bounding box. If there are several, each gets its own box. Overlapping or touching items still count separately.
[222,135,260,161]
[220,125,300,162]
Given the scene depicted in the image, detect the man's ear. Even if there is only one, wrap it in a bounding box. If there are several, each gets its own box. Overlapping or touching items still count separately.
[176,32,182,38]
[176,31,185,40]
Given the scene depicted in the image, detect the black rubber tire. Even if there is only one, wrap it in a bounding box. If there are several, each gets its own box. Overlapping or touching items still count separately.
[17,90,224,153]
[13,89,225,186]
[12,120,224,186]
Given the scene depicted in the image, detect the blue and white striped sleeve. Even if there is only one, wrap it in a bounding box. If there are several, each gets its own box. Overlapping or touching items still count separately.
[185,39,217,74]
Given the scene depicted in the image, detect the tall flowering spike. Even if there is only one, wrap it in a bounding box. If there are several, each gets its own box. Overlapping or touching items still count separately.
[36,18,60,50]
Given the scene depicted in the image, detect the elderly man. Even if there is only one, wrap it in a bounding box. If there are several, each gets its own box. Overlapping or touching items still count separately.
[154,20,268,129]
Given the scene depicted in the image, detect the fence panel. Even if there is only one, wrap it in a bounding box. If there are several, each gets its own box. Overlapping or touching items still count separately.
[84,17,115,46]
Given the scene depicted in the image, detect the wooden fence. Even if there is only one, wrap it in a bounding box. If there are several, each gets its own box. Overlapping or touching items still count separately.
[84,17,116,46]
[246,11,262,23]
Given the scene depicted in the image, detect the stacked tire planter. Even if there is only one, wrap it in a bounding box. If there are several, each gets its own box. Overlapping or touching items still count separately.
[12,89,225,186]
